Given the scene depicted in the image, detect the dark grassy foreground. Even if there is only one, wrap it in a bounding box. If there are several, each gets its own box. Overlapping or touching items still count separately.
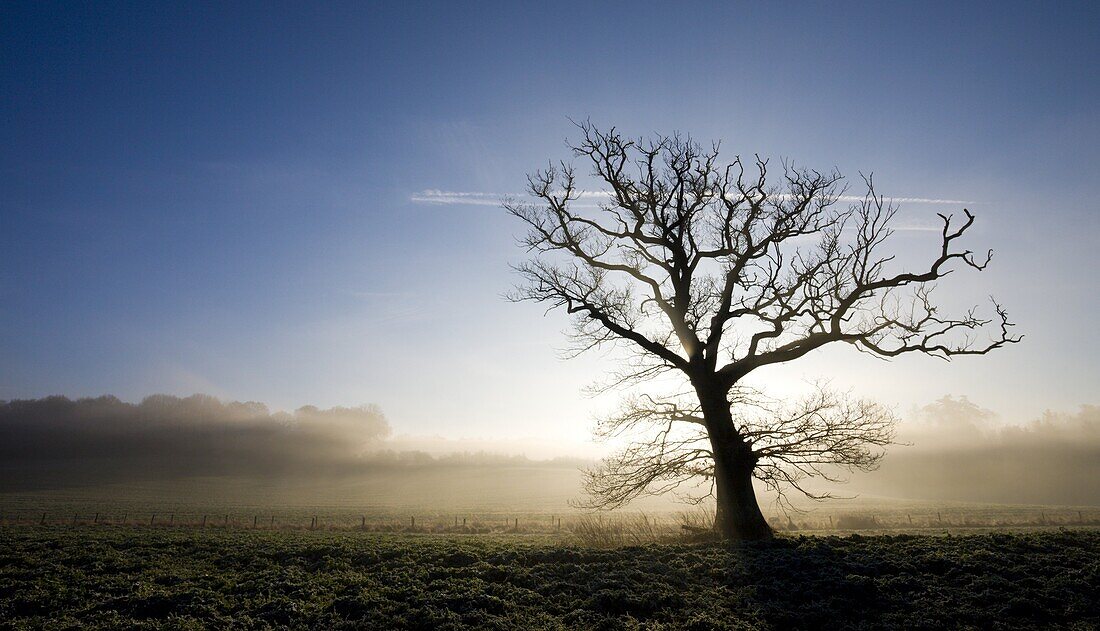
[0,528,1097,630]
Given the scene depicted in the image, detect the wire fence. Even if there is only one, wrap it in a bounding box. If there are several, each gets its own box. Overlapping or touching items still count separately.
[0,510,568,533]
[1,508,1097,534]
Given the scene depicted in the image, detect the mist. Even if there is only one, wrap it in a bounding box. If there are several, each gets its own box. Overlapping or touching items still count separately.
[0,395,396,489]
[845,396,1100,506]
[0,394,587,493]
[2,393,1097,509]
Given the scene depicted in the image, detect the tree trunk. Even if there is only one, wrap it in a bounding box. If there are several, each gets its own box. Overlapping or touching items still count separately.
[711,440,772,540]
[698,385,773,541]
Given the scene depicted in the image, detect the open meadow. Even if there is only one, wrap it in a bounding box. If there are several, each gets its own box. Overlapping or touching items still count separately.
[3,482,1099,629]
[2,475,1098,536]
[3,457,1098,629]
[1,526,1097,630]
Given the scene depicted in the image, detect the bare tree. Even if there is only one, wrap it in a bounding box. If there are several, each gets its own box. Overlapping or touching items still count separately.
[506,123,1019,540]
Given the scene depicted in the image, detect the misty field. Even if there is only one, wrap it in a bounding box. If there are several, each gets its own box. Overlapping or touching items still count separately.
[3,475,1098,538]
[1,527,1097,630]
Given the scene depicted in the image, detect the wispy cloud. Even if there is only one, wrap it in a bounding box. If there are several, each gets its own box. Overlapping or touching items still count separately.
[409,190,505,206]
[410,189,978,207]
[847,196,976,205]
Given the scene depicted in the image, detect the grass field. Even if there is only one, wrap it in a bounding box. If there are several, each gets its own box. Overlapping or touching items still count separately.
[1,526,1096,630]
[3,476,1099,535]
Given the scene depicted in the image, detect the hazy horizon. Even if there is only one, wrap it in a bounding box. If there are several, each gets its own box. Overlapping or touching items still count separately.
[3,391,1097,508]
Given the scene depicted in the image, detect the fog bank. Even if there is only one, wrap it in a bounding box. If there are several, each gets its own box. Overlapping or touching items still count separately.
[3,393,1097,508]
[0,394,581,492]
[846,396,1100,505]
[0,395,395,489]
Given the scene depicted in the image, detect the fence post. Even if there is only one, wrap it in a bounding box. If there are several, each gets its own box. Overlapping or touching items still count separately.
[254,515,258,528]
[224,514,229,527]
[94,512,99,524]
[202,515,207,528]
[362,515,367,529]
[410,516,415,529]
[828,515,833,528]
[151,513,156,526]
[514,518,518,530]
[907,514,913,525]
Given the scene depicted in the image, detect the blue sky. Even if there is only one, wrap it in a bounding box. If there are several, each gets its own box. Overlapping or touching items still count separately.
[2,2,1098,451]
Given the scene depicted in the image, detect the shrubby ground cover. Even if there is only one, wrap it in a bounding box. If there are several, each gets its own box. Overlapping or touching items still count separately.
[0,527,1096,630]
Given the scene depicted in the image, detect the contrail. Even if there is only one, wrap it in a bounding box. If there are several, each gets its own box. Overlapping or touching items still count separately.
[410,189,978,207]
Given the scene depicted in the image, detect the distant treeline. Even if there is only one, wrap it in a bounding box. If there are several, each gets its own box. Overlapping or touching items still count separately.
[0,395,584,492]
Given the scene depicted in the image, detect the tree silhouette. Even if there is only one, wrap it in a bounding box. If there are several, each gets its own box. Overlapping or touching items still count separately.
[506,123,1019,540]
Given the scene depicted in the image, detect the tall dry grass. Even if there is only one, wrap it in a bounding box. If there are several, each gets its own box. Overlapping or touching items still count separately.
[568,509,719,547]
